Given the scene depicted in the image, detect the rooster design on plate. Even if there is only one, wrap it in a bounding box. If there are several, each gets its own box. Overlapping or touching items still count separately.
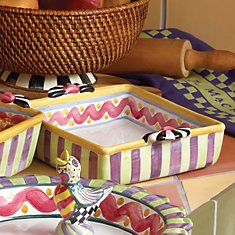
[54,150,113,235]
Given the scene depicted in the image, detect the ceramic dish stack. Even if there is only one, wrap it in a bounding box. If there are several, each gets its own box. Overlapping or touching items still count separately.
[0,103,43,176]
[31,84,225,184]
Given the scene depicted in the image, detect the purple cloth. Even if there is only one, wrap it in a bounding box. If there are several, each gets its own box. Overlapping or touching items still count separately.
[119,28,235,136]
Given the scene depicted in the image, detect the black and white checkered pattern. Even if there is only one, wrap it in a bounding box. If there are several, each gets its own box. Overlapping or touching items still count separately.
[70,205,99,224]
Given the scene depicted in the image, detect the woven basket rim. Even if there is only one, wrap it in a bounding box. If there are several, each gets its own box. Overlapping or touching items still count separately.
[0,0,149,16]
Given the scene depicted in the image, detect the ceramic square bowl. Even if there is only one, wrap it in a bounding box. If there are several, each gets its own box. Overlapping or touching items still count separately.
[32,85,225,184]
[0,103,43,176]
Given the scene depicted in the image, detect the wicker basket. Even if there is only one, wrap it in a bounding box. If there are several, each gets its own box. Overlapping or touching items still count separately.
[0,0,149,76]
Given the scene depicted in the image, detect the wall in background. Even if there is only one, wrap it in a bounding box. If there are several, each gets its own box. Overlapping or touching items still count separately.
[143,0,235,52]
[143,0,161,29]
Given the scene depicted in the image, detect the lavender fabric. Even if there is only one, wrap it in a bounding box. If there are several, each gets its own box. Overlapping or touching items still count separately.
[119,28,235,136]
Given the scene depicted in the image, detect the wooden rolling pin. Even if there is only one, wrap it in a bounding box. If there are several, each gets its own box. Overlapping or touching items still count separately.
[102,39,235,78]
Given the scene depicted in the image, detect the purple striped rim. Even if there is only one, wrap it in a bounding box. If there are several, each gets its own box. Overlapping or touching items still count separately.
[71,143,81,162]
[5,135,19,176]
[165,212,185,219]
[150,143,162,178]
[189,136,198,171]
[0,177,12,186]
[24,175,38,185]
[57,137,65,158]
[206,133,215,166]
[89,151,98,179]
[80,178,116,188]
[169,139,182,175]
[157,203,176,211]
[101,180,116,188]
[50,176,61,184]
[0,142,5,168]
[142,194,165,203]
[122,186,142,197]
[110,152,121,183]
[0,176,60,186]
[18,128,34,172]
[44,130,51,164]
[130,149,140,183]
[167,223,193,230]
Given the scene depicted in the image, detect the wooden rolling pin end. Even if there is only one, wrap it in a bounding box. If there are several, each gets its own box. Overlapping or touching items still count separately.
[185,49,235,72]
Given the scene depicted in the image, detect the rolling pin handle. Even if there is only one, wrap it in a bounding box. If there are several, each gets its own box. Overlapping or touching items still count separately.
[185,49,235,72]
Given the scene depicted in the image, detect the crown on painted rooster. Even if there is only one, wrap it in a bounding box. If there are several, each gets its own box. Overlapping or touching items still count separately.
[56,150,81,185]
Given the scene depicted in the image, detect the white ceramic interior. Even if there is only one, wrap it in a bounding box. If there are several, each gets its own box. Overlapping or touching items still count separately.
[69,118,153,146]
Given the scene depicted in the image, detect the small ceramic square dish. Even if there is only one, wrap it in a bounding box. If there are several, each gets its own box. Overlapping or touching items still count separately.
[32,84,225,184]
[0,103,43,176]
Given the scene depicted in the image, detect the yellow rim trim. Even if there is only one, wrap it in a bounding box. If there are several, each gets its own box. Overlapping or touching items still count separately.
[31,84,225,155]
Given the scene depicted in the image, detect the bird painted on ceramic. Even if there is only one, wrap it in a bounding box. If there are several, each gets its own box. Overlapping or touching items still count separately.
[54,150,113,227]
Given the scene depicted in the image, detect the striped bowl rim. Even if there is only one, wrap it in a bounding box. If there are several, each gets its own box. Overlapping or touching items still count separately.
[0,175,193,234]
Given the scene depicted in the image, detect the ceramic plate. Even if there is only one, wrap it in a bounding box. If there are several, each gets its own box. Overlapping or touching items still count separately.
[0,175,192,235]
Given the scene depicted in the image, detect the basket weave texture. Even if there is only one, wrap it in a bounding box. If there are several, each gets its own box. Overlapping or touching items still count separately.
[0,0,149,76]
